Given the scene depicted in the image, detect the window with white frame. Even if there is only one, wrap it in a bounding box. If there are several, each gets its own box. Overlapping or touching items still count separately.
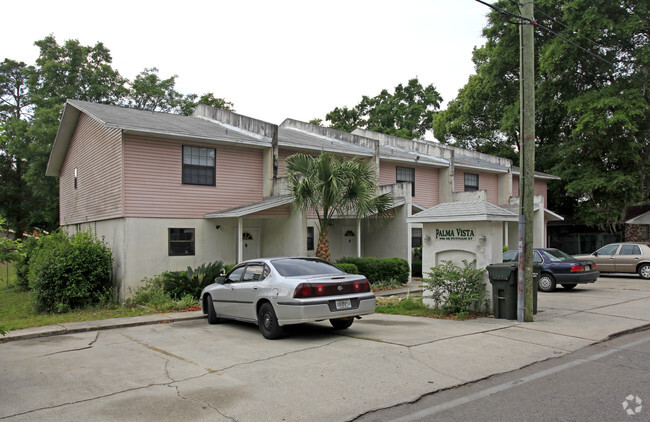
[464,173,479,191]
[182,145,215,186]
[396,166,415,196]
[168,228,195,256]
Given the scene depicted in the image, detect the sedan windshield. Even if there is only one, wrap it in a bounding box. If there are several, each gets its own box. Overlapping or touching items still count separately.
[542,249,575,262]
[271,258,344,277]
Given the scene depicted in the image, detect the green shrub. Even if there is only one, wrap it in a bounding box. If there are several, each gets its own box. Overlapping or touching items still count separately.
[162,261,224,300]
[336,257,409,285]
[15,237,39,290]
[125,276,197,312]
[334,263,359,274]
[28,231,113,313]
[421,260,487,317]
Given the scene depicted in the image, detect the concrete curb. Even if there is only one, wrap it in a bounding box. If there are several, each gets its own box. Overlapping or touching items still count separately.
[1,311,206,342]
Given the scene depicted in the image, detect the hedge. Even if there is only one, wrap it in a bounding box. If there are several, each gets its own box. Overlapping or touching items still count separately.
[336,257,409,284]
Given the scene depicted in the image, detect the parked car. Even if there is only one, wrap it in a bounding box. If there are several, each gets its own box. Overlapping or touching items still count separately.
[574,243,650,280]
[503,248,599,292]
[200,257,376,339]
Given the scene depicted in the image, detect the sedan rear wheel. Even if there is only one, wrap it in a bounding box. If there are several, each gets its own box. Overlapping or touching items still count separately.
[258,303,284,340]
[561,284,577,290]
[330,318,354,330]
[538,274,556,292]
[638,264,650,280]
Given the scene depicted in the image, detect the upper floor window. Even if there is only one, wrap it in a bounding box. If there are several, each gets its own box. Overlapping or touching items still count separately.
[169,228,195,256]
[464,173,479,191]
[182,145,215,186]
[396,166,415,196]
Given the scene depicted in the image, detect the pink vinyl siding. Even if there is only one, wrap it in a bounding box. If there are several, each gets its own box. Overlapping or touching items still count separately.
[513,177,548,207]
[59,114,123,225]
[379,161,439,208]
[455,171,499,204]
[513,176,519,197]
[123,135,264,218]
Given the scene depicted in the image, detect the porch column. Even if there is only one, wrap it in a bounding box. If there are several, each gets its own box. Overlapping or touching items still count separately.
[356,219,361,257]
[237,217,243,263]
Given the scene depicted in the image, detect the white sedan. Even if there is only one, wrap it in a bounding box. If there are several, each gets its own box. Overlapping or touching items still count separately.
[200,257,376,339]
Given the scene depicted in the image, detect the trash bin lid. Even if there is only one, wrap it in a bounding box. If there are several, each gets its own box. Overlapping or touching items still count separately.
[487,263,517,281]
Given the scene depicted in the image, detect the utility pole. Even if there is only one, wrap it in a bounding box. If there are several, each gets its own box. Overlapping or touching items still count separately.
[518,0,535,322]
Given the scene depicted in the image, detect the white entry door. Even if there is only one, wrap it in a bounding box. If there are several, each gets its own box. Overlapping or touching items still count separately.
[341,226,357,258]
[241,229,260,261]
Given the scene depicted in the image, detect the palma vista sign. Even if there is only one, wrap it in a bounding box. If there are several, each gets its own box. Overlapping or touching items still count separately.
[435,228,476,241]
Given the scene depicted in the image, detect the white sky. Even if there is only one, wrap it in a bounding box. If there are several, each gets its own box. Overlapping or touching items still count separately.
[1,0,491,127]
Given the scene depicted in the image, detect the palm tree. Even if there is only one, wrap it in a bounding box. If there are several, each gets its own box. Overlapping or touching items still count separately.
[286,152,393,261]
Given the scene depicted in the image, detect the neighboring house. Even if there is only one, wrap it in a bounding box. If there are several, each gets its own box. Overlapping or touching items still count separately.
[47,100,561,298]
[626,209,650,243]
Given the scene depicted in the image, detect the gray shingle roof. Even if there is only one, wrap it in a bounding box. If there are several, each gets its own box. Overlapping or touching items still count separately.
[67,100,267,146]
[279,126,374,157]
[408,201,518,222]
[379,145,449,167]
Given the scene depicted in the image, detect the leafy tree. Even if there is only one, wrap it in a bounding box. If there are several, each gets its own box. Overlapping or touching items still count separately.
[128,67,182,112]
[286,152,393,261]
[326,78,443,139]
[433,0,649,230]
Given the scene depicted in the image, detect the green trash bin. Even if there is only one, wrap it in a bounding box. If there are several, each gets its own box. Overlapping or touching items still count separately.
[487,263,540,319]
[487,263,517,319]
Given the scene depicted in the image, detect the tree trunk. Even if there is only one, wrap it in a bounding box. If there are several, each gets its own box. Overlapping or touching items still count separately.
[316,231,331,262]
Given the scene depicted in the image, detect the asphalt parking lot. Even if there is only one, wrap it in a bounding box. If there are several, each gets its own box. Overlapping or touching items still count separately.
[1,275,649,421]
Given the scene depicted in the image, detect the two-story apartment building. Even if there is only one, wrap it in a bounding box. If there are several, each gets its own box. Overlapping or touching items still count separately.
[47,100,561,298]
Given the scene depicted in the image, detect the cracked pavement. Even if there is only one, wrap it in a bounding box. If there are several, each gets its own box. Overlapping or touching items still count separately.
[1,275,649,421]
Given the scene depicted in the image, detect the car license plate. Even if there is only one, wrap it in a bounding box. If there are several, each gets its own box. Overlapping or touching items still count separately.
[585,265,590,271]
[335,299,352,310]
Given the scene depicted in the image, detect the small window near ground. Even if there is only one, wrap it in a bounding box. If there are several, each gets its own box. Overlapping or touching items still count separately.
[307,226,314,251]
[182,145,216,186]
[168,228,195,256]
[396,166,415,196]
[464,173,479,191]
[412,227,422,248]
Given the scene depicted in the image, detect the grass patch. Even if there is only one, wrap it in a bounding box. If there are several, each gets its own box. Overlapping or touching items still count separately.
[376,296,489,320]
[0,268,198,333]
[370,279,407,291]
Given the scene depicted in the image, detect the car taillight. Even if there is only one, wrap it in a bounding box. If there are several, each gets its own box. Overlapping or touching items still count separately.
[295,283,313,298]
[571,265,585,272]
[592,263,598,270]
[354,279,370,292]
[315,285,325,295]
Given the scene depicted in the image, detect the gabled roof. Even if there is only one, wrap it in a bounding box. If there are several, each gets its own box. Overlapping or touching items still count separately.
[512,166,561,180]
[454,154,510,174]
[46,100,270,176]
[279,125,374,157]
[379,145,449,167]
[408,201,518,223]
[627,210,650,224]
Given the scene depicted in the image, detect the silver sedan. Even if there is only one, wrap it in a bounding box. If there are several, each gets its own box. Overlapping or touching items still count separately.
[200,257,376,339]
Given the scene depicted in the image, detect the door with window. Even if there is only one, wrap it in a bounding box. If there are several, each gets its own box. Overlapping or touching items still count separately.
[615,244,643,273]
[342,227,357,258]
[241,229,260,261]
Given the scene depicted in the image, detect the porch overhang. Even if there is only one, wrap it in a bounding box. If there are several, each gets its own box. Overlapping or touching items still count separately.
[204,195,293,218]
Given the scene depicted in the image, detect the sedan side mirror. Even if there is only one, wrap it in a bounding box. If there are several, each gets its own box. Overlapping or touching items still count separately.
[215,276,226,284]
